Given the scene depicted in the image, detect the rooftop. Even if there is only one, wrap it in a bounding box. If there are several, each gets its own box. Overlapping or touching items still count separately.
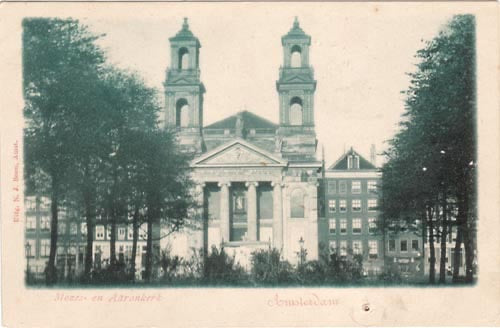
[169,18,200,43]
[328,147,377,170]
[282,17,311,43]
[204,110,277,130]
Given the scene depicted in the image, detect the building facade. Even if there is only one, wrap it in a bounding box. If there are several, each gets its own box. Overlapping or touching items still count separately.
[24,18,448,281]
[385,231,425,279]
[24,196,149,280]
[319,148,384,276]
[25,196,87,279]
[161,17,321,266]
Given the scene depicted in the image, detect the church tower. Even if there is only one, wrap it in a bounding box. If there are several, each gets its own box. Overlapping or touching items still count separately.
[164,18,205,154]
[276,17,317,161]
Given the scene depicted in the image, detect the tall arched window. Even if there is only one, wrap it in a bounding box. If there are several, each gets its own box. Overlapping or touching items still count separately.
[178,47,189,70]
[290,45,302,68]
[289,97,303,126]
[290,189,305,218]
[176,98,189,127]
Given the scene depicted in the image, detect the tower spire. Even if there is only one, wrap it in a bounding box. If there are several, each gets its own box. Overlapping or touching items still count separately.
[165,18,205,154]
[276,18,317,161]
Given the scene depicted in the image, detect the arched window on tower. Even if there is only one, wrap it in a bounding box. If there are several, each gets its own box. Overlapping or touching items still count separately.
[289,97,303,126]
[176,98,190,128]
[290,45,302,68]
[178,47,190,70]
[290,189,305,218]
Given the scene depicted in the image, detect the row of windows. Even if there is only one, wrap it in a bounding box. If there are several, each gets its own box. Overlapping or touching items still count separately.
[388,239,420,252]
[26,207,144,229]
[327,180,377,195]
[25,240,148,258]
[328,240,379,259]
[329,218,377,235]
[328,199,378,213]
[26,218,149,242]
[95,244,147,256]
[26,215,81,230]
[95,225,147,241]
[25,197,51,211]
[25,218,86,235]
[26,216,61,231]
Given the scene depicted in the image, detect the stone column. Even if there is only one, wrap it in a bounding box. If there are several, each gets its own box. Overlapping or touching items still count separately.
[246,182,258,241]
[195,183,206,250]
[195,183,205,213]
[272,182,284,249]
[218,182,231,243]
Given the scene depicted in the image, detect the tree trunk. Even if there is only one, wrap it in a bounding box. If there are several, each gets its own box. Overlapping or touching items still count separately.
[463,222,474,283]
[452,226,463,282]
[83,186,94,279]
[145,211,153,282]
[130,206,139,282]
[46,182,59,285]
[439,195,448,284]
[464,190,475,283]
[109,166,119,267]
[457,184,474,283]
[427,206,436,284]
[109,208,117,267]
[421,210,427,277]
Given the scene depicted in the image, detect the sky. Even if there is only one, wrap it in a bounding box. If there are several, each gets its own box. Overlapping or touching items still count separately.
[81,4,454,166]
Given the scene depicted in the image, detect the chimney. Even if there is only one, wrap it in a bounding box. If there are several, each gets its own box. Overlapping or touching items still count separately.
[370,144,376,166]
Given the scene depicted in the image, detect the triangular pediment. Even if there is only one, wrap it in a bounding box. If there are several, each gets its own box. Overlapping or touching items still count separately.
[327,147,377,170]
[284,75,311,83]
[192,139,287,167]
[170,77,195,84]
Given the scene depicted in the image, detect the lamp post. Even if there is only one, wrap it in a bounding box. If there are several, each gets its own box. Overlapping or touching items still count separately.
[298,237,307,266]
[25,241,32,283]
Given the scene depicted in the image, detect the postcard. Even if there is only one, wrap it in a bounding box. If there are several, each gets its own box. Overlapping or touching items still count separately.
[1,2,499,327]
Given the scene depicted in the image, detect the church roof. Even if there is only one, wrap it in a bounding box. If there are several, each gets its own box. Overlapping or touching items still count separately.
[169,18,199,43]
[328,147,377,170]
[204,110,277,130]
[192,138,287,168]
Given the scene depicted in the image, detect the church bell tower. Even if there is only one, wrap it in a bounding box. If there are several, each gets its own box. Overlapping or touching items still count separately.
[276,17,317,161]
[164,18,205,154]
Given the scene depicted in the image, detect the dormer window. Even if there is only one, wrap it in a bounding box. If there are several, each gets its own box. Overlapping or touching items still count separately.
[347,155,359,169]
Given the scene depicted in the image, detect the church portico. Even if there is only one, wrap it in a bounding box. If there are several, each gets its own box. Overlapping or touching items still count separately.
[191,164,320,263]
[197,179,283,245]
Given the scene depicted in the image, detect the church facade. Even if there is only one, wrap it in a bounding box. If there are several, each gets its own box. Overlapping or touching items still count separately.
[161,18,323,265]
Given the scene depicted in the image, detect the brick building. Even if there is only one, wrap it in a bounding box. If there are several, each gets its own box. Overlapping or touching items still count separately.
[24,195,147,280]
[319,148,384,276]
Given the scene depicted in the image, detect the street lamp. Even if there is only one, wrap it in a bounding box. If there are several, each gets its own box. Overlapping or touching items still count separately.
[299,237,305,249]
[298,237,306,266]
[25,241,32,283]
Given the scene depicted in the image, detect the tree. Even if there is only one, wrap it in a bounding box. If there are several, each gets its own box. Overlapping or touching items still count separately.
[96,69,160,270]
[23,18,106,284]
[250,247,296,285]
[24,18,195,285]
[140,129,194,282]
[380,15,476,284]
